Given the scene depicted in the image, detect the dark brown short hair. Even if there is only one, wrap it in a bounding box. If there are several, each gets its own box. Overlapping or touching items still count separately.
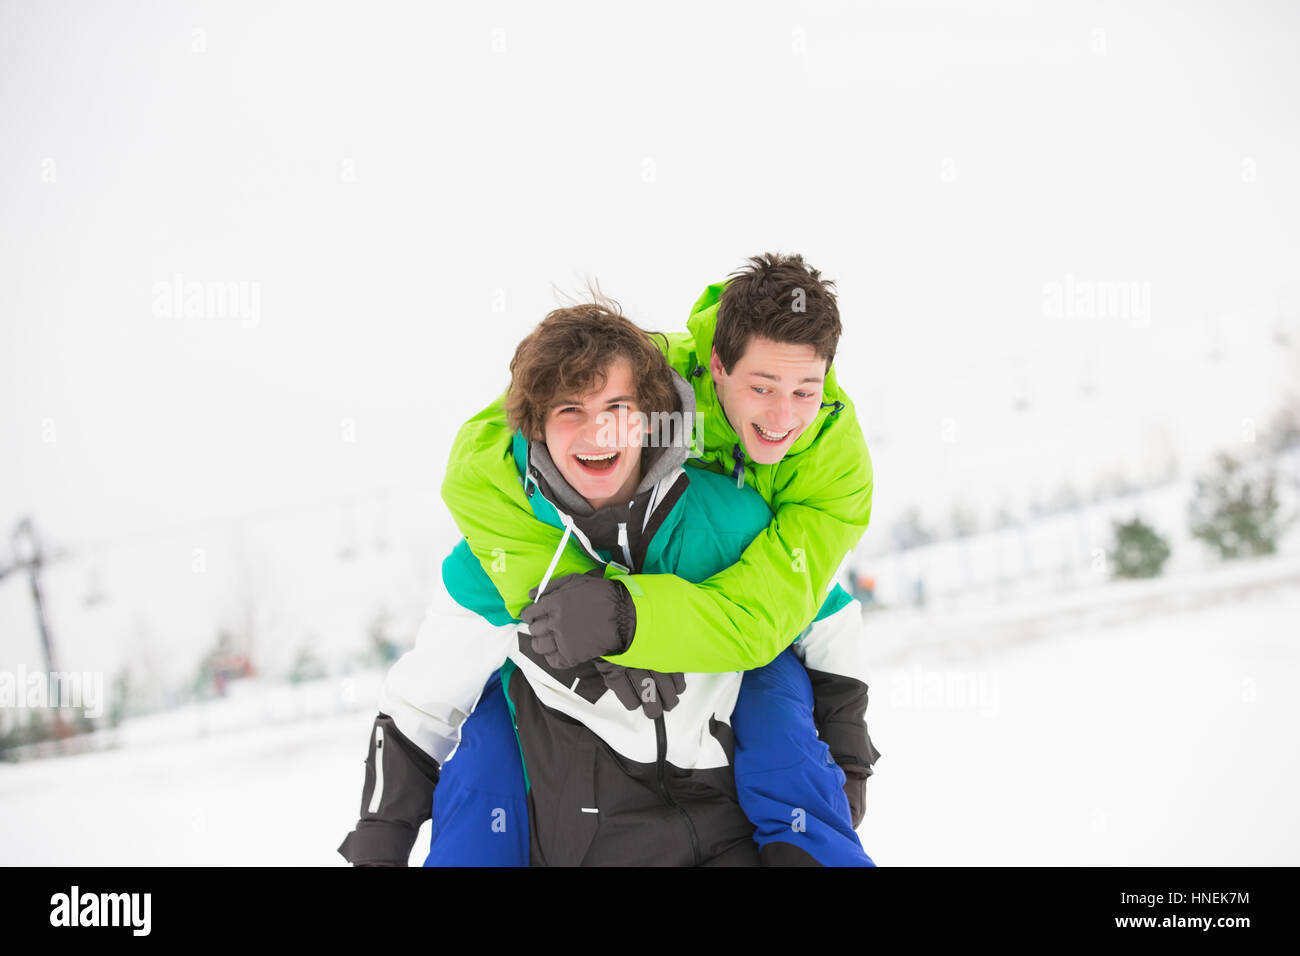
[714,252,841,374]
[506,295,678,441]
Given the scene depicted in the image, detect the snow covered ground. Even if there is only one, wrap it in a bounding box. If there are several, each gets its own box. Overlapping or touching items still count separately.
[860,579,1300,866]
[1,578,1297,866]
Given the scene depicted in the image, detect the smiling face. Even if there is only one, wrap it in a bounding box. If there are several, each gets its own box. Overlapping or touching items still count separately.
[542,356,646,510]
[709,336,827,465]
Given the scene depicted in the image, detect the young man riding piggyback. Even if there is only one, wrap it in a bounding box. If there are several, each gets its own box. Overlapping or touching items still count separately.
[339,253,880,866]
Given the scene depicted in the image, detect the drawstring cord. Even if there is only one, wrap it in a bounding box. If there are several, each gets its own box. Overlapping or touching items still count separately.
[524,442,575,601]
[535,515,573,598]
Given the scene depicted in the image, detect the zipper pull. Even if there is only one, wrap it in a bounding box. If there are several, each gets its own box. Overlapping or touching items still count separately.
[617,522,633,568]
[731,444,745,488]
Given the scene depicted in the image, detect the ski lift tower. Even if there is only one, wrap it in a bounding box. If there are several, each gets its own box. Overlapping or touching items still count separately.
[0,517,71,739]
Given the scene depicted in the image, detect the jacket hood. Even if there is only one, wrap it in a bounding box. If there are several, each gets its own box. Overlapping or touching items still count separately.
[685,281,727,364]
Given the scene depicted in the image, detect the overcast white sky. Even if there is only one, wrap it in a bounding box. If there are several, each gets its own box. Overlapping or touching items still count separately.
[2,1,1298,679]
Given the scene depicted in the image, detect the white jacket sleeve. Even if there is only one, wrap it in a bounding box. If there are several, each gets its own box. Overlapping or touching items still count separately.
[790,593,881,776]
[378,580,519,764]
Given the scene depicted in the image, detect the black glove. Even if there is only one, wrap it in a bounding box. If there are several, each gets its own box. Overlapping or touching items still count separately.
[521,571,635,669]
[593,659,685,719]
[843,770,868,829]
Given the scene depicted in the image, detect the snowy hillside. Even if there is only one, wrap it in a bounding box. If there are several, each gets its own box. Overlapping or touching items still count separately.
[1,574,1295,866]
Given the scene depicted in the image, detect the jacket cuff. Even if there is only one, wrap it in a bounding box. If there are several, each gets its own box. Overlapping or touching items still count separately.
[611,580,636,655]
[338,713,441,866]
[337,820,419,866]
[820,718,882,777]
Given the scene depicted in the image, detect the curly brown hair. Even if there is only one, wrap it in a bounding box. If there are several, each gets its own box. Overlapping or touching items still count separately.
[506,295,679,442]
[715,252,842,374]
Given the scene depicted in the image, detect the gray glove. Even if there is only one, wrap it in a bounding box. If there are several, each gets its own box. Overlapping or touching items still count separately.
[522,571,635,669]
[593,660,685,719]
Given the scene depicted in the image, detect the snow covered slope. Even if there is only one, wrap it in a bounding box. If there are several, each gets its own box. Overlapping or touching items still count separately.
[1,583,1296,866]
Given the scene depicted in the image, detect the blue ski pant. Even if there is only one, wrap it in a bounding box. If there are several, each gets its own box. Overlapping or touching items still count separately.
[424,647,874,866]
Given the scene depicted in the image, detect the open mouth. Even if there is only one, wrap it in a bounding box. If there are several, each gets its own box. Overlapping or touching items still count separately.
[573,451,620,474]
[751,423,794,446]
